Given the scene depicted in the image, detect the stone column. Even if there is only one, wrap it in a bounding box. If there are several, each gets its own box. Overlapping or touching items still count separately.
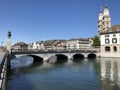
[7,39,11,53]
[117,46,120,53]
[101,45,105,53]
[110,46,113,53]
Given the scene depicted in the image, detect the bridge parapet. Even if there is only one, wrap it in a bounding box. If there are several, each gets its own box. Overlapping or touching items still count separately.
[0,52,9,90]
[12,49,100,54]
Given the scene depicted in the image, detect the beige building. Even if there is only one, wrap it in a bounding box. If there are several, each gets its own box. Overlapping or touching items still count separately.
[12,42,28,51]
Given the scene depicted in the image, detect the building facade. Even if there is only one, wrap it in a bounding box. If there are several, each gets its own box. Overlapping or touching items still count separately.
[12,42,28,51]
[98,6,120,57]
[32,42,41,50]
[66,39,79,50]
[66,38,93,50]
[100,30,120,57]
[28,42,45,50]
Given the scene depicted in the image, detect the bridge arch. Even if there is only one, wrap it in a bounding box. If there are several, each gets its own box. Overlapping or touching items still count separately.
[29,55,43,63]
[73,54,84,60]
[87,53,96,59]
[55,54,68,63]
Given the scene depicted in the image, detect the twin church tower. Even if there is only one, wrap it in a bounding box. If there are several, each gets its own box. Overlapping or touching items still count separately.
[98,6,111,34]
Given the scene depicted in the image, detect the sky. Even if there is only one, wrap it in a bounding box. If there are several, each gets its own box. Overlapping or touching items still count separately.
[0,0,120,45]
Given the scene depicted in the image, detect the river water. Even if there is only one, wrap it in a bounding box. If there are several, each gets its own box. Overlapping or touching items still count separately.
[7,56,120,90]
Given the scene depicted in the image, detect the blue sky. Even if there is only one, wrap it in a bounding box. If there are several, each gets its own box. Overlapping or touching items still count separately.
[0,0,120,45]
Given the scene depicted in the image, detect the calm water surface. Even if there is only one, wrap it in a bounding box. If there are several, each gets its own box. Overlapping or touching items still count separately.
[7,57,120,90]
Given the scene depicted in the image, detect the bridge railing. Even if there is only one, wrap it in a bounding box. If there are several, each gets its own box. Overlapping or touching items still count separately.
[12,49,100,54]
[0,52,9,90]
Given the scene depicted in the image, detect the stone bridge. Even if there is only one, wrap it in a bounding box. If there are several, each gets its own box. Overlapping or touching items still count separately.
[12,50,100,62]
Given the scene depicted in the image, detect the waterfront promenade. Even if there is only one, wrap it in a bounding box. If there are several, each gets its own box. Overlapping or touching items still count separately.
[0,51,9,90]
[0,52,5,64]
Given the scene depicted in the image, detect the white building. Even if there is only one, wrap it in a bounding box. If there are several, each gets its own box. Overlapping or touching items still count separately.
[33,42,41,50]
[32,42,45,50]
[100,25,120,57]
[66,39,79,50]
[66,38,93,50]
[98,6,120,57]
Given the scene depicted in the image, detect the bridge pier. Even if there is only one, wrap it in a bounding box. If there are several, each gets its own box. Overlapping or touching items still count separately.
[84,54,88,58]
[68,55,73,60]
[43,57,49,62]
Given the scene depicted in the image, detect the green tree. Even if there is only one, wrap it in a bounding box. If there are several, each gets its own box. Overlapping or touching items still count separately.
[93,36,100,47]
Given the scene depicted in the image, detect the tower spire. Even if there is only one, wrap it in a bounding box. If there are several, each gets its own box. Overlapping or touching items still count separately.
[100,6,103,12]
[98,7,103,34]
[98,7,103,20]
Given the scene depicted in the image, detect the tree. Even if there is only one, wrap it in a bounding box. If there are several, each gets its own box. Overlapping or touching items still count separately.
[92,36,100,47]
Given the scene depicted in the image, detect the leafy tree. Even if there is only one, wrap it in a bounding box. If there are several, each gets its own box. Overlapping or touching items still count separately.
[92,36,100,47]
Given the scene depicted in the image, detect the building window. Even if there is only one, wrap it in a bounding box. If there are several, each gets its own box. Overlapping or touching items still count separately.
[113,34,116,37]
[105,39,110,44]
[113,46,117,52]
[105,35,109,37]
[117,28,120,31]
[105,46,110,52]
[112,38,117,43]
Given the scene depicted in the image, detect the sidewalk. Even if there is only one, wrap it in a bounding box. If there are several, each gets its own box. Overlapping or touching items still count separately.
[0,52,5,64]
[0,52,3,56]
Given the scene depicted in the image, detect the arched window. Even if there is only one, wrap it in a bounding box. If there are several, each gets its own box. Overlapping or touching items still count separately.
[105,39,110,44]
[113,46,117,52]
[105,46,110,52]
[112,38,117,43]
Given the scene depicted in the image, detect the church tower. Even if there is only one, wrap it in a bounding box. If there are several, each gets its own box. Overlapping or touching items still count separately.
[103,6,111,32]
[98,6,111,34]
[98,8,103,34]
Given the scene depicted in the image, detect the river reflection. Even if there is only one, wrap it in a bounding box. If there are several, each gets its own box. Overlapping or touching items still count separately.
[11,56,33,68]
[8,57,120,90]
[100,58,120,90]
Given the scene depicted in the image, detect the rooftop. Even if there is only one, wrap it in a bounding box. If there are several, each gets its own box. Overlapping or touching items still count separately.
[100,24,120,35]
